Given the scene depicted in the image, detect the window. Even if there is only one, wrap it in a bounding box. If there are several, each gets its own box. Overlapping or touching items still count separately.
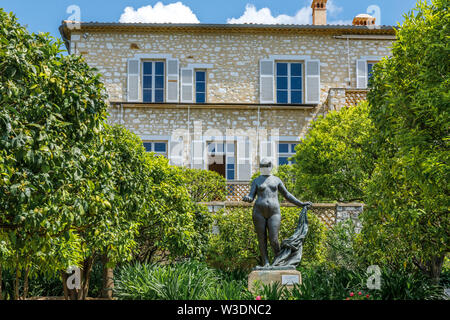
[278,142,298,166]
[195,70,206,103]
[367,61,378,83]
[143,141,168,158]
[143,61,165,103]
[207,142,236,180]
[276,62,303,104]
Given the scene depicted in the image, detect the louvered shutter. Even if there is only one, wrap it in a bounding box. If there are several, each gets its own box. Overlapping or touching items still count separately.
[181,68,194,103]
[166,59,179,102]
[169,138,183,166]
[356,59,368,89]
[305,60,321,104]
[191,140,204,169]
[260,59,275,104]
[127,59,140,102]
[237,139,252,181]
[260,140,276,165]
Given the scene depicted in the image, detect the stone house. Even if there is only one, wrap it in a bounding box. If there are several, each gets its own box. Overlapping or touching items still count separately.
[59,0,395,197]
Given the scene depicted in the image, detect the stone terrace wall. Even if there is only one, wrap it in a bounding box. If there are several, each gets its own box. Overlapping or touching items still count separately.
[203,202,363,229]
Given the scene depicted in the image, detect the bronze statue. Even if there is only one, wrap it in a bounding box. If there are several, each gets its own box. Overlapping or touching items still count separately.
[243,158,312,269]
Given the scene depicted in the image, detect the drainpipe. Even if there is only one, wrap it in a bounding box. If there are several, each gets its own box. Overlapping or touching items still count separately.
[347,36,351,87]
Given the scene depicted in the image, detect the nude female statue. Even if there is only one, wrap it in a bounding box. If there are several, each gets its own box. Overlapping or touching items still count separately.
[243,158,312,268]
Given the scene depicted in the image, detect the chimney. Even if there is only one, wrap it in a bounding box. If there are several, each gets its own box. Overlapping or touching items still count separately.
[311,0,328,25]
[352,14,376,26]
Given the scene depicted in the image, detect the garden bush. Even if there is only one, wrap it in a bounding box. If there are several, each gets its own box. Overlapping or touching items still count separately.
[206,207,327,271]
[181,168,227,202]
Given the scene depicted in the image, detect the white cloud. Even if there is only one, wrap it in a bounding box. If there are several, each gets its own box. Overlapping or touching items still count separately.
[119,2,200,24]
[227,0,349,25]
[327,0,344,17]
[227,4,311,25]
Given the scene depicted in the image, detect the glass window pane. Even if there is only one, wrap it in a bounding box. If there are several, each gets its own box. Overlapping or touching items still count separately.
[226,143,235,154]
[154,143,167,152]
[143,62,152,75]
[155,62,164,75]
[279,157,289,166]
[216,143,224,153]
[277,76,288,90]
[291,77,302,90]
[143,90,152,103]
[196,82,205,93]
[276,63,288,76]
[196,93,205,103]
[196,71,205,82]
[368,63,375,81]
[291,144,298,153]
[279,143,289,153]
[143,142,153,152]
[291,63,302,76]
[227,156,235,165]
[155,90,164,102]
[155,76,164,89]
[227,170,235,180]
[277,90,288,104]
[291,90,302,104]
[143,76,152,89]
[227,164,235,170]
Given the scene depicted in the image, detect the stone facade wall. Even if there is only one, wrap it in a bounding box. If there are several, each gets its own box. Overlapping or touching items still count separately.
[71,31,392,104]
[69,29,391,177]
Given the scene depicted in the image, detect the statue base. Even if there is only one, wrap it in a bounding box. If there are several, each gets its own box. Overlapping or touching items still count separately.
[248,269,302,293]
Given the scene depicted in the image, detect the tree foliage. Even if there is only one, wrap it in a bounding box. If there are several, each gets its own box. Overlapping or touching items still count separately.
[0,8,108,298]
[291,101,375,202]
[180,168,227,202]
[0,9,212,299]
[362,0,449,281]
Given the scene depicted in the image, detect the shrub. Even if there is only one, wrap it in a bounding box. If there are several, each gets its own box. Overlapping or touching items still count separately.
[114,260,253,300]
[207,207,327,271]
[181,168,227,202]
[325,219,362,270]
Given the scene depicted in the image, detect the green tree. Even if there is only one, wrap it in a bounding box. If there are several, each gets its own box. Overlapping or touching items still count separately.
[0,9,107,299]
[181,168,227,202]
[363,0,449,282]
[291,101,375,203]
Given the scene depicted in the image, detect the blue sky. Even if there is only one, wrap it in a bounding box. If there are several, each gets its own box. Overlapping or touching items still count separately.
[1,0,419,40]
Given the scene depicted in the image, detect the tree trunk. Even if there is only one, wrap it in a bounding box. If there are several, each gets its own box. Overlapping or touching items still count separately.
[14,266,20,300]
[101,254,114,299]
[23,266,29,300]
[61,271,69,300]
[428,255,445,284]
[81,256,94,300]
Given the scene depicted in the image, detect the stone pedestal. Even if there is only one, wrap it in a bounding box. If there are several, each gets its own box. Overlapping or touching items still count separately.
[248,269,302,293]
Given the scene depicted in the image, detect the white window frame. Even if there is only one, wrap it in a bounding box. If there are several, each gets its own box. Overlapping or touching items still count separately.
[277,141,299,166]
[143,140,168,158]
[142,60,165,103]
[207,141,236,181]
[275,61,304,104]
[195,69,207,104]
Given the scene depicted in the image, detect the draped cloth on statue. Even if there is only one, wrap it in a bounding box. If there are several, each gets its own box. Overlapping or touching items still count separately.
[271,206,309,268]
